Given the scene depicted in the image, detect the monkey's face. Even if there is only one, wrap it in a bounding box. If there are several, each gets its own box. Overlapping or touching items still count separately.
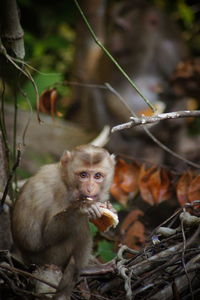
[60,145,115,202]
[76,169,105,200]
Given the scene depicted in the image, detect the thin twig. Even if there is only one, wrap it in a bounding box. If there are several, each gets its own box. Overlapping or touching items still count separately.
[0,145,22,210]
[143,127,200,168]
[107,83,200,168]
[181,209,194,300]
[13,84,18,197]
[151,208,183,237]
[62,81,108,89]
[0,44,41,123]
[0,270,41,298]
[18,80,33,146]
[0,78,10,169]
[0,264,57,290]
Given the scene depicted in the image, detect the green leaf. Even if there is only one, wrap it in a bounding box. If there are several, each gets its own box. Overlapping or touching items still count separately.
[96,240,116,262]
[89,222,98,237]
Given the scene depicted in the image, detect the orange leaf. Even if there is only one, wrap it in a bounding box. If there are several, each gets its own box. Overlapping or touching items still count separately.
[110,159,140,205]
[188,174,200,203]
[120,161,140,193]
[139,165,171,205]
[176,171,194,206]
[139,165,157,205]
[110,182,129,206]
[151,168,171,204]
[120,210,145,250]
[39,88,59,119]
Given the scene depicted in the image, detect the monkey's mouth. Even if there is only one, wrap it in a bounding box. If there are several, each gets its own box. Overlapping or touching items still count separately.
[80,195,98,201]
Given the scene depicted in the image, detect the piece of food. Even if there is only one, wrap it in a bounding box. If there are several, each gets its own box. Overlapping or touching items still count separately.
[91,207,119,232]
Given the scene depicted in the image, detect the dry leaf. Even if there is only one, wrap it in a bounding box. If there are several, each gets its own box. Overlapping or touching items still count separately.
[150,168,172,204]
[120,210,145,250]
[139,165,157,205]
[39,88,59,119]
[176,171,194,206]
[119,160,140,193]
[188,174,200,203]
[110,159,140,205]
[139,165,171,205]
[110,182,129,206]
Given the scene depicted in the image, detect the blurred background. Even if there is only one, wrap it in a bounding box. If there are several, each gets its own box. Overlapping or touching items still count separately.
[1,0,200,259]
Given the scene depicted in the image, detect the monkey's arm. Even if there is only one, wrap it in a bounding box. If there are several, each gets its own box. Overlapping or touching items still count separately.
[42,199,104,246]
[43,202,85,246]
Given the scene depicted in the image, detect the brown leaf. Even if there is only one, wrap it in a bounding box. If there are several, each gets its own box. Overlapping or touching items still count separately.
[39,88,59,119]
[110,182,129,206]
[176,171,194,206]
[188,174,200,203]
[110,159,140,205]
[151,168,172,204]
[139,165,171,205]
[120,210,145,250]
[120,160,140,193]
[139,165,157,205]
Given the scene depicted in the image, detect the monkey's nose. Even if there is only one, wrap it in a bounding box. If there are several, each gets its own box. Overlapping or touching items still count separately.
[86,184,95,195]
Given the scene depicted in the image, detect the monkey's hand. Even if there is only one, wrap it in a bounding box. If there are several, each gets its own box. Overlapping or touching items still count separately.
[105,201,117,214]
[80,199,104,220]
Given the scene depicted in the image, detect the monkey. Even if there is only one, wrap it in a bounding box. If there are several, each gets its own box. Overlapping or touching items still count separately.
[83,0,189,161]
[11,144,116,300]
[91,0,188,125]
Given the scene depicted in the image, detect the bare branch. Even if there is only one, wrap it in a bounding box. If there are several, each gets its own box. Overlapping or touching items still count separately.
[111,110,200,132]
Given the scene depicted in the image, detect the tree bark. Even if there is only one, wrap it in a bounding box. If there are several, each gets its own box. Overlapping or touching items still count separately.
[0,132,12,250]
[0,0,25,58]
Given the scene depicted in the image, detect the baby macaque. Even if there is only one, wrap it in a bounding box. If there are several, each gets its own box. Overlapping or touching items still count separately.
[11,144,116,300]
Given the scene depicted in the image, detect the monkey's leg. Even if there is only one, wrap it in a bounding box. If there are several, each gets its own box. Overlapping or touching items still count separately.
[54,256,79,300]
[54,237,92,300]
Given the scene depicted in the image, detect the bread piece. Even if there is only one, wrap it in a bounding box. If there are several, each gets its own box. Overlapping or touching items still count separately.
[91,207,119,232]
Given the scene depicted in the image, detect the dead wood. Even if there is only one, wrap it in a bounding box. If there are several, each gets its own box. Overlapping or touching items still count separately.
[1,201,200,299]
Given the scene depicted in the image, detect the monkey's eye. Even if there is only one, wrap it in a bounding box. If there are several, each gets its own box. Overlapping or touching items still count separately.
[94,172,103,180]
[79,172,88,179]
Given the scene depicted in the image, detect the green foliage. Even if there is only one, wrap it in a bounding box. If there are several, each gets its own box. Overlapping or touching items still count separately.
[24,24,75,73]
[96,240,116,262]
[18,0,76,74]
[18,72,63,109]
[89,222,98,237]
[153,0,195,28]
[89,222,116,262]
[177,1,194,28]
[112,202,123,212]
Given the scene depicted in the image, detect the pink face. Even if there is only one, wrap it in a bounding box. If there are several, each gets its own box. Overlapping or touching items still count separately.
[76,169,105,199]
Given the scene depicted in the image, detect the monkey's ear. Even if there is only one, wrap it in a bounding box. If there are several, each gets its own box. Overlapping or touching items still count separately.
[60,150,72,166]
[110,154,116,165]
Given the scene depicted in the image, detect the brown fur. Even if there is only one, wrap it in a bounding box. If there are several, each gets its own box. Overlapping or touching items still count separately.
[11,144,115,300]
